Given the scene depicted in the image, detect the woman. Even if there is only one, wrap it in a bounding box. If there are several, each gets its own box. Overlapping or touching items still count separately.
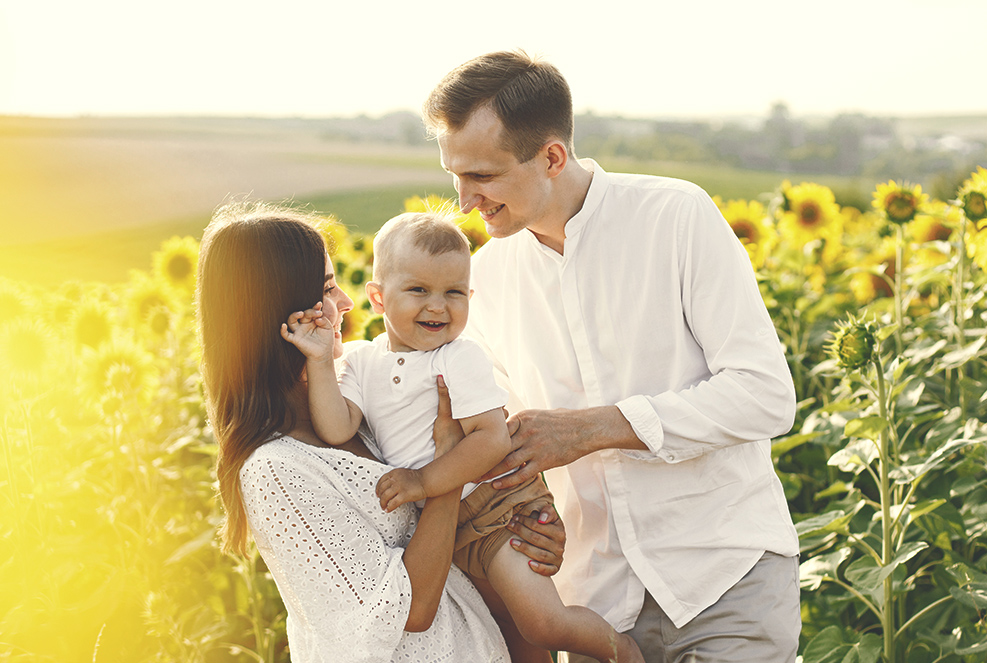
[195,201,564,662]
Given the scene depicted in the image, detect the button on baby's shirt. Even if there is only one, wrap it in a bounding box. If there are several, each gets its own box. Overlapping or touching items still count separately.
[397,357,405,365]
[393,376,401,384]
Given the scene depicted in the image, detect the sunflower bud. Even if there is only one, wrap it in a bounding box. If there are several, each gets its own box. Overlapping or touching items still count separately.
[828,318,878,371]
[958,167,987,223]
[963,191,986,223]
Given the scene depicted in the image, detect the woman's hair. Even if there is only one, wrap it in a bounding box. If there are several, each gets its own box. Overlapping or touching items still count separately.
[195,200,330,555]
[422,49,574,163]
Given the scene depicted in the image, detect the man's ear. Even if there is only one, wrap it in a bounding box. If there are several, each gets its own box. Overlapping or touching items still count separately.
[366,281,385,313]
[543,140,568,179]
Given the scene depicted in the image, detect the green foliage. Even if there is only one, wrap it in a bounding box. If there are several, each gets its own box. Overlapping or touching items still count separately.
[3,167,987,661]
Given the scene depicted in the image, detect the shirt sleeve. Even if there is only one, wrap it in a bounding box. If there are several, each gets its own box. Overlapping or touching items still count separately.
[616,190,796,463]
[241,449,412,661]
[441,338,509,420]
[337,340,370,411]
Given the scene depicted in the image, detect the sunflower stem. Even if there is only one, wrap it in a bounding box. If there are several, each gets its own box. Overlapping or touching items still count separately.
[893,225,905,356]
[874,353,896,663]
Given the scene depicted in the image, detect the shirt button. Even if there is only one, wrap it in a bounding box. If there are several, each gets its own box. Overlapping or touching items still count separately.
[397,357,405,365]
[393,376,401,384]
[666,452,675,461]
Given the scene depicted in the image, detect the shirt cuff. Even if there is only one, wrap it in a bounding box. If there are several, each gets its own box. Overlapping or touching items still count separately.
[615,395,674,462]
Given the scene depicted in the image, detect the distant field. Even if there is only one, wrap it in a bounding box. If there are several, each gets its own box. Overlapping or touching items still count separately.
[0,115,873,286]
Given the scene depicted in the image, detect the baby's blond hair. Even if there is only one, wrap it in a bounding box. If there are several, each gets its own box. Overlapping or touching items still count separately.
[372,212,470,283]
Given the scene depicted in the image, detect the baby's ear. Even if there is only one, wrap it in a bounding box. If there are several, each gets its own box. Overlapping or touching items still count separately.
[366,282,385,313]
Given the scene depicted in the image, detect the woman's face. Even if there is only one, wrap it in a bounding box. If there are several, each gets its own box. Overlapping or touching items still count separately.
[323,255,354,359]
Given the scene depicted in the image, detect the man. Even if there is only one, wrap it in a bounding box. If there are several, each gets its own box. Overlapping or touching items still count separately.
[423,50,801,663]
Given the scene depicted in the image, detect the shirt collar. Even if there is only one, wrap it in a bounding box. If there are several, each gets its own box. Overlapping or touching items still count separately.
[561,158,608,241]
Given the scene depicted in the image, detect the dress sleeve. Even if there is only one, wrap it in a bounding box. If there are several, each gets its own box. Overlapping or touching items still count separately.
[616,190,796,462]
[240,447,413,662]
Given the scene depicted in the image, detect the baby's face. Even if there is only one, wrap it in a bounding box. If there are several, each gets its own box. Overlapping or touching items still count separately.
[378,244,471,353]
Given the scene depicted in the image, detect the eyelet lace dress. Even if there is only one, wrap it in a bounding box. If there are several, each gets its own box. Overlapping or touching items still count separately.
[240,435,509,663]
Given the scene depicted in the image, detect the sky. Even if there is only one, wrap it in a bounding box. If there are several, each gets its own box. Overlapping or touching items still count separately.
[1,0,985,120]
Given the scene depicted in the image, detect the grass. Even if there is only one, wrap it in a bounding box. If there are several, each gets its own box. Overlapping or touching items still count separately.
[0,159,868,287]
[0,184,456,286]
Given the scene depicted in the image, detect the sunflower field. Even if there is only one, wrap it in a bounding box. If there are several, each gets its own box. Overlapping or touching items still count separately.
[2,168,987,662]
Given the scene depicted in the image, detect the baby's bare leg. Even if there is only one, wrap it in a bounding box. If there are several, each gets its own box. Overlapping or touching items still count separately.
[485,542,644,663]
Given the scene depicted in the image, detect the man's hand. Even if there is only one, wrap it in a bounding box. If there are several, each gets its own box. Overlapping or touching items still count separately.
[480,406,645,490]
[506,505,565,577]
[376,468,428,512]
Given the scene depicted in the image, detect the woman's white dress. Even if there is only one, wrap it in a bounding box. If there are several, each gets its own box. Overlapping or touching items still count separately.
[240,435,509,663]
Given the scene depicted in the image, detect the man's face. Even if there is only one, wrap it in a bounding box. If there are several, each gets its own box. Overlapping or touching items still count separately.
[370,243,471,354]
[437,106,549,240]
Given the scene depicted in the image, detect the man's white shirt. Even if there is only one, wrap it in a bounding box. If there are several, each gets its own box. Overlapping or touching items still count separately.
[466,160,799,630]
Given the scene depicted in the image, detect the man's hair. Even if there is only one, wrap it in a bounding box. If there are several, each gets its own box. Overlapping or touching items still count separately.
[373,212,470,284]
[422,49,574,163]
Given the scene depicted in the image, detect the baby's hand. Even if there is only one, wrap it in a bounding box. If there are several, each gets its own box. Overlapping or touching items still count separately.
[280,302,334,361]
[376,468,427,512]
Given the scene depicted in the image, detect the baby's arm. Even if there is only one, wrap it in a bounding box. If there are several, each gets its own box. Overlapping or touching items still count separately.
[376,407,511,512]
[280,303,363,444]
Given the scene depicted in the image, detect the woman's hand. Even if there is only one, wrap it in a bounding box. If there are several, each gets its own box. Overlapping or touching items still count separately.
[506,504,565,577]
[432,375,465,457]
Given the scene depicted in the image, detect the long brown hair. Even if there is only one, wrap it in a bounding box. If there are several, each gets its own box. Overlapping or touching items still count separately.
[196,201,329,555]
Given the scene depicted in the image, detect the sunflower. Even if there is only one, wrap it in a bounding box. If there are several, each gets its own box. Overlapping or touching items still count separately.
[777,182,841,247]
[720,199,777,269]
[827,315,879,371]
[340,303,371,342]
[958,166,987,222]
[404,194,490,252]
[966,224,987,272]
[908,200,959,248]
[72,298,115,349]
[360,314,386,341]
[850,239,896,304]
[125,272,180,329]
[152,236,199,293]
[80,335,159,406]
[320,217,349,256]
[872,180,928,225]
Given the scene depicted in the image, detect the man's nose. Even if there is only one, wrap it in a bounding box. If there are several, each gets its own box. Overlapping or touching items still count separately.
[457,182,481,214]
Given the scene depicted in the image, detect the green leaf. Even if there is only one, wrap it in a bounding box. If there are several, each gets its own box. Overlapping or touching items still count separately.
[801,626,883,663]
[875,323,898,342]
[796,510,851,538]
[890,438,985,483]
[909,498,947,519]
[829,440,879,473]
[934,335,986,371]
[950,583,987,609]
[877,541,927,582]
[771,431,821,457]
[799,548,853,590]
[844,416,887,441]
[845,556,883,596]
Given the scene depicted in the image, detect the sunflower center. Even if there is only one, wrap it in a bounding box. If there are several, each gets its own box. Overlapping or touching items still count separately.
[885,193,916,222]
[798,203,820,227]
[731,221,756,242]
[167,255,193,281]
